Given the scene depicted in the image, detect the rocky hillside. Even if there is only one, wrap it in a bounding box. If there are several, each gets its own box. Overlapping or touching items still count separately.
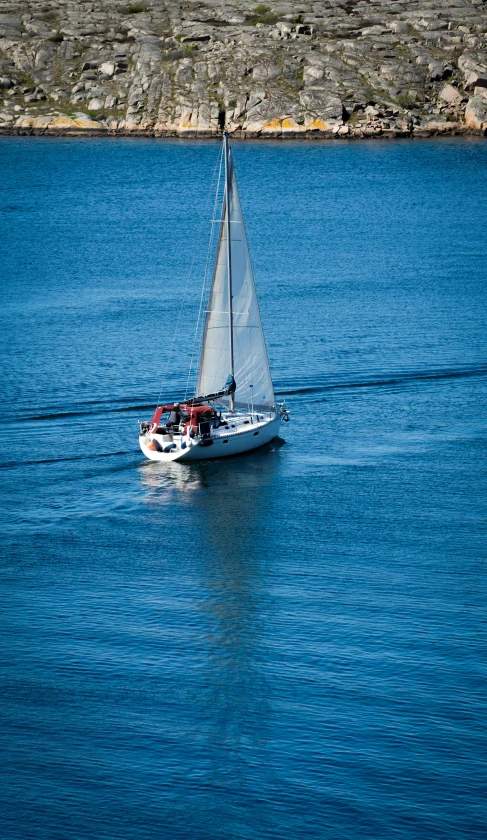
[1,0,487,137]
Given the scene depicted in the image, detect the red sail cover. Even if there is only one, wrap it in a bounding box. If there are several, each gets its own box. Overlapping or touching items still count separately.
[150,406,163,428]
[183,405,213,434]
[150,404,212,432]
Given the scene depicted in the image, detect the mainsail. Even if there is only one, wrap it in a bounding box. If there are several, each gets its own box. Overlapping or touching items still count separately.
[196,140,275,411]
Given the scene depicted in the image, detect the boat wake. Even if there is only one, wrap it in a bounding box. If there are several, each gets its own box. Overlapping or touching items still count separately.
[280,363,487,400]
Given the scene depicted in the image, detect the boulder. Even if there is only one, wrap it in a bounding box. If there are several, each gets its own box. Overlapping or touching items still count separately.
[100,61,115,77]
[276,22,293,37]
[428,61,447,81]
[365,105,379,117]
[389,21,409,35]
[88,98,104,111]
[464,95,487,130]
[458,52,487,90]
[439,84,462,105]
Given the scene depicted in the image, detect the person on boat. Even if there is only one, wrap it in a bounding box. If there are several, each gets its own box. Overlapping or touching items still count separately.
[168,403,181,429]
[225,374,236,394]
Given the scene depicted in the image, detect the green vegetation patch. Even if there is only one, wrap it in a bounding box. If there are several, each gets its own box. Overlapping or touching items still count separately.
[119,2,148,15]
[245,5,279,26]
[395,91,418,110]
[41,10,59,23]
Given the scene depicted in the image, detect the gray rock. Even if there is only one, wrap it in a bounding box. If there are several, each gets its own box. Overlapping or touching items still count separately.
[2,0,486,137]
[389,21,409,35]
[439,84,463,105]
[175,62,193,84]
[428,61,448,81]
[458,52,487,90]
[299,89,343,120]
[465,94,487,129]
[100,62,116,77]
[50,90,68,101]
[88,97,104,111]
[303,64,324,84]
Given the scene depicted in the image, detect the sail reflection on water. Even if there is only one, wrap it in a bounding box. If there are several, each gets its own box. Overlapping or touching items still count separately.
[136,446,285,792]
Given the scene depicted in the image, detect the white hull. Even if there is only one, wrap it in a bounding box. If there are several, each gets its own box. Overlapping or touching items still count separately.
[139,412,281,462]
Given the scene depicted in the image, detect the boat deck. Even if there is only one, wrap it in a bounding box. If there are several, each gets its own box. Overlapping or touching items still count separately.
[141,411,281,462]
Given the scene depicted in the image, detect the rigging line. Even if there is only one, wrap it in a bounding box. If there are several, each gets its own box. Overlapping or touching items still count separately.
[185,144,224,400]
[155,145,223,410]
[184,143,224,401]
[275,366,288,408]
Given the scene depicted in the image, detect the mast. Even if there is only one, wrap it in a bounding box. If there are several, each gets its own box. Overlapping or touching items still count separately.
[224,130,235,412]
[196,134,275,413]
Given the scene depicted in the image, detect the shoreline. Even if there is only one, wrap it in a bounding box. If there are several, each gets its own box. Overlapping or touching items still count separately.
[1,1,486,148]
[1,125,485,140]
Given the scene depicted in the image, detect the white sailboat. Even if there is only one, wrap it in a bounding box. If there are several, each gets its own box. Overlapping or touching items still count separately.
[138,131,289,463]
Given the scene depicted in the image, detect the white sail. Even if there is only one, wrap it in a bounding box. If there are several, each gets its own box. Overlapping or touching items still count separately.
[196,149,275,411]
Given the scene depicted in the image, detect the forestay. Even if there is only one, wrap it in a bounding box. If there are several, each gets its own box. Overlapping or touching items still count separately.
[196,151,275,411]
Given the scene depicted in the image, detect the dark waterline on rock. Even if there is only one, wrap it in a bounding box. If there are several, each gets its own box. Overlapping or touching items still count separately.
[2,129,486,140]
[1,137,486,840]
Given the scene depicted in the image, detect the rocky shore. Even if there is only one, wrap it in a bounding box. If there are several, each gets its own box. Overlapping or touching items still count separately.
[1,0,486,139]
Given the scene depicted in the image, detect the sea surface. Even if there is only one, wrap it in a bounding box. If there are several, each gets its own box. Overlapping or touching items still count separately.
[1,136,486,840]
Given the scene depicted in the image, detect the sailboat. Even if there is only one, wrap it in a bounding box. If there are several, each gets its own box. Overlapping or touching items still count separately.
[138,131,289,462]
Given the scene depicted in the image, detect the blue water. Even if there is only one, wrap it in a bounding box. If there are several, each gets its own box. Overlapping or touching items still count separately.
[1,136,486,840]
